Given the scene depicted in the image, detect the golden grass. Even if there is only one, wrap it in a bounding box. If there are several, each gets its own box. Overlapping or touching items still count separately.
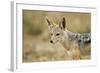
[23,10,91,62]
[23,35,91,62]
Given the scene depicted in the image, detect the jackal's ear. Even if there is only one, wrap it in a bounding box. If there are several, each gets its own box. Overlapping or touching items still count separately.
[59,17,66,30]
[46,16,53,26]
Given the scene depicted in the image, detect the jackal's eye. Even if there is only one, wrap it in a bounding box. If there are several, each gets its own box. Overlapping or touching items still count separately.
[51,33,53,36]
[56,33,60,36]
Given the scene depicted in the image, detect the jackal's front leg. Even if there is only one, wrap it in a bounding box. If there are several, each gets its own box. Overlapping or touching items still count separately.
[66,48,81,60]
[72,48,81,60]
[71,42,81,60]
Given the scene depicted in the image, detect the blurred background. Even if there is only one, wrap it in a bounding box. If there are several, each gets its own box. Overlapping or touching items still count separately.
[23,10,91,62]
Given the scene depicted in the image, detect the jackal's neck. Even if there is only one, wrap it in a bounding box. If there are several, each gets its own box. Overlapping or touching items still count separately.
[60,30,70,49]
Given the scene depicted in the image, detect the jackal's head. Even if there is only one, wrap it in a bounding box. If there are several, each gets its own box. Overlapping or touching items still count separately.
[46,17,66,44]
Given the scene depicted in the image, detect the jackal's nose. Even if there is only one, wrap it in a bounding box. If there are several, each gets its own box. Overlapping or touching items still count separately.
[50,40,53,43]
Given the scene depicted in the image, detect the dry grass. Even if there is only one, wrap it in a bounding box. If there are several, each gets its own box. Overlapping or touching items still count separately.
[23,35,91,62]
[23,10,91,62]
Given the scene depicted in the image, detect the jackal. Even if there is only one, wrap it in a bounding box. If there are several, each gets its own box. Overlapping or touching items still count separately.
[46,17,91,60]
